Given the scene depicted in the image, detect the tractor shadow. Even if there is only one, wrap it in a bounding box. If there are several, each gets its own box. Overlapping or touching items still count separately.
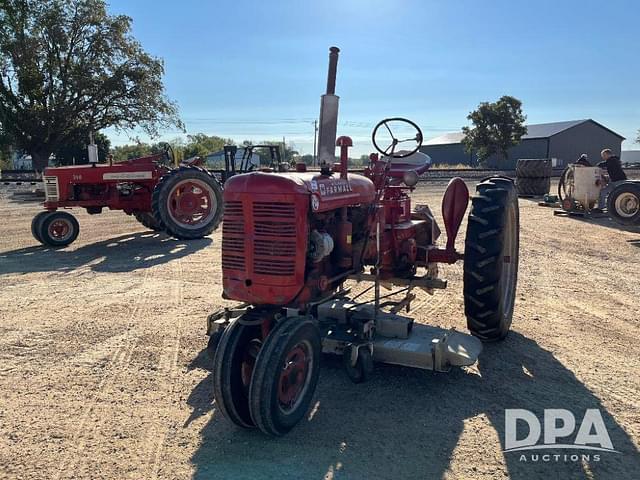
[187,332,639,480]
[0,231,212,275]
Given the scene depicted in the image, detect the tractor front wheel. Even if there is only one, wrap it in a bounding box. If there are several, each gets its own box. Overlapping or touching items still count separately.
[152,166,223,240]
[249,316,321,436]
[38,211,80,247]
[463,177,519,341]
[31,211,52,244]
[212,318,261,429]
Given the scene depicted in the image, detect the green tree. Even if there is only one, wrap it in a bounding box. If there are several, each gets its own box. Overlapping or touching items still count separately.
[0,0,183,171]
[111,142,153,161]
[183,134,232,159]
[636,129,640,144]
[355,154,371,166]
[53,132,110,165]
[252,141,298,165]
[299,154,313,166]
[462,95,527,167]
[0,122,12,169]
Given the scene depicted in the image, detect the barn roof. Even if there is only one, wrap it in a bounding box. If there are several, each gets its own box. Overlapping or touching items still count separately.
[423,119,625,146]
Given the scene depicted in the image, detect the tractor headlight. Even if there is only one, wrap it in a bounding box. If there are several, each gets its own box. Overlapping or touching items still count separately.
[403,170,419,187]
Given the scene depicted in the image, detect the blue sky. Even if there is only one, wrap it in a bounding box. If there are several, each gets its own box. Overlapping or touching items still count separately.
[107,0,639,156]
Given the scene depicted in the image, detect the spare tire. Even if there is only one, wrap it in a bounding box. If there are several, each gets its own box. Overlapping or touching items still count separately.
[464,177,519,341]
[516,176,550,196]
[516,159,552,178]
[152,166,223,239]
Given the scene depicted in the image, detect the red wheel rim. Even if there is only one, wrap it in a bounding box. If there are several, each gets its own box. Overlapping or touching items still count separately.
[48,219,72,241]
[240,339,261,390]
[166,179,217,229]
[278,342,311,413]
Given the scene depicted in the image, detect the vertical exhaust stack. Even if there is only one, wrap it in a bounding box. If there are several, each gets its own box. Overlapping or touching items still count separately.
[317,47,340,169]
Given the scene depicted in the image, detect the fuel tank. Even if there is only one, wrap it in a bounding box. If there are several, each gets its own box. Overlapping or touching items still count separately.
[223,170,376,210]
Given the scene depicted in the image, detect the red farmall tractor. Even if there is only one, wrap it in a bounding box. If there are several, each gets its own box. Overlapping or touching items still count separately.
[31,146,223,247]
[207,48,521,436]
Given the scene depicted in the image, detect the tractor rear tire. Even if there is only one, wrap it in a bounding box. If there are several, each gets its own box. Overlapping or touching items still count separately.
[515,158,552,178]
[38,211,80,247]
[212,318,261,429]
[133,211,164,231]
[607,182,640,225]
[249,316,321,436]
[464,177,519,342]
[31,211,51,244]
[152,166,223,240]
[516,176,550,196]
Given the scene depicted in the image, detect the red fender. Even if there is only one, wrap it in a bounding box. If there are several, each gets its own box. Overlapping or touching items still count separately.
[441,177,469,252]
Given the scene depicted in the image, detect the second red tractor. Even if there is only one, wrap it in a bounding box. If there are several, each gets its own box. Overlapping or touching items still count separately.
[31,147,223,247]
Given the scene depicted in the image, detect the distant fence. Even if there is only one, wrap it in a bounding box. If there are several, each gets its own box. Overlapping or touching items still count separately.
[0,170,41,184]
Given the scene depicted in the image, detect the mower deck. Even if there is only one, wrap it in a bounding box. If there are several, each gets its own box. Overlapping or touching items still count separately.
[318,298,483,372]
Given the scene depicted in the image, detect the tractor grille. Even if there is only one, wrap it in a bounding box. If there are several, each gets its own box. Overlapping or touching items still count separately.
[221,201,245,271]
[221,199,298,278]
[43,176,59,201]
[252,202,297,276]
[253,202,296,218]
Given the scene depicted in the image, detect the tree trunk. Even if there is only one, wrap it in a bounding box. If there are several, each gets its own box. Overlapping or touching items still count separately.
[30,149,51,172]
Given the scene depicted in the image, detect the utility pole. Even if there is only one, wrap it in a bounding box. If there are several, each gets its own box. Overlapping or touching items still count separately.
[282,136,286,163]
[313,119,318,166]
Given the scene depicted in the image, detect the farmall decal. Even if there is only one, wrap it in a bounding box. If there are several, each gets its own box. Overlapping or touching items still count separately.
[318,180,352,197]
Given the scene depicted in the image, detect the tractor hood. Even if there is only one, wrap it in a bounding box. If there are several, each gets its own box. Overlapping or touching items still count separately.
[223,171,376,212]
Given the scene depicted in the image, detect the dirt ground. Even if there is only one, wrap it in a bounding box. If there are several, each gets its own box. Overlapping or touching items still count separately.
[1,179,639,480]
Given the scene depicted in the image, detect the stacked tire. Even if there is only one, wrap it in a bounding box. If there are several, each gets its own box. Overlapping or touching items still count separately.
[515,159,552,196]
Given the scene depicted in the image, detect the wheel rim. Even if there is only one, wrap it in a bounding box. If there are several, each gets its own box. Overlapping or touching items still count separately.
[49,218,73,241]
[614,192,639,218]
[277,340,312,414]
[240,338,261,390]
[166,178,217,229]
[500,203,517,318]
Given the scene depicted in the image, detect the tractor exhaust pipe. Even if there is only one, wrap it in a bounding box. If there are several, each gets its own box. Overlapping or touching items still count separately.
[325,46,339,95]
[317,47,340,169]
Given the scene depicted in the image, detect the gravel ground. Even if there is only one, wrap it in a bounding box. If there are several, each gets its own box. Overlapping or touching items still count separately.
[0,179,639,480]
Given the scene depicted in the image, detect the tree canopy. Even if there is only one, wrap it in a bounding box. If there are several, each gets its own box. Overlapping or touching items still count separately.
[183,134,232,159]
[461,96,527,167]
[109,135,303,168]
[0,0,183,170]
[249,141,298,165]
[111,141,162,162]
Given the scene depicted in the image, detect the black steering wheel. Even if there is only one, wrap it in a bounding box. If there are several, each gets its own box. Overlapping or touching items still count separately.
[162,143,175,165]
[372,117,423,158]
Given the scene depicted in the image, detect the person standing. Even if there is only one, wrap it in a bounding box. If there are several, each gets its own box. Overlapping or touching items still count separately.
[576,153,591,166]
[596,148,627,210]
